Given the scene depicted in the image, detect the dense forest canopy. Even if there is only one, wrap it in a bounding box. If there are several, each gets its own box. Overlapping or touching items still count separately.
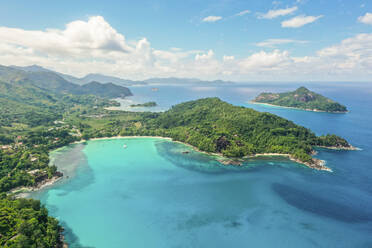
[0,196,62,247]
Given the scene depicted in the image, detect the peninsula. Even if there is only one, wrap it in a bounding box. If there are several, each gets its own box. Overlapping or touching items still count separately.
[252,87,347,113]
[126,97,352,171]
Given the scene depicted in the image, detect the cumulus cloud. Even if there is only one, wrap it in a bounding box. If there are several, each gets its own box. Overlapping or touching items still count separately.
[281,15,323,28]
[259,6,298,19]
[0,16,131,56]
[238,50,292,72]
[358,13,372,25]
[0,15,372,81]
[317,33,372,70]
[256,39,308,48]
[202,16,222,22]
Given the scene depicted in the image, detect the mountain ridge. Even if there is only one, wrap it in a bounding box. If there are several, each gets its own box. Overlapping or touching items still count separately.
[1,65,132,98]
[10,64,234,86]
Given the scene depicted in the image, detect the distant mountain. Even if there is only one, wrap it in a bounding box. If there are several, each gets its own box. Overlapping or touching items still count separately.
[79,81,132,98]
[79,73,146,86]
[10,64,51,73]
[10,65,84,85]
[10,65,235,86]
[252,87,347,113]
[12,65,146,86]
[0,65,132,98]
[144,77,234,85]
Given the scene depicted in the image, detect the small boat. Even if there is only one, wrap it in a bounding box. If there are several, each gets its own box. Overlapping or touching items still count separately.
[123,144,127,149]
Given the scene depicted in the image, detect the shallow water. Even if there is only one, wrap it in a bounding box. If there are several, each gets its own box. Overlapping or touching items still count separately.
[36,83,372,248]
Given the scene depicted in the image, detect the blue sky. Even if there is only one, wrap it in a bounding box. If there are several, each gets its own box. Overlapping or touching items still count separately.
[0,0,371,81]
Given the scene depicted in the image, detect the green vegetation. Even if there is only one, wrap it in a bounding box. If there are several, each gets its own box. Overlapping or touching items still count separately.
[317,134,350,148]
[252,87,347,113]
[0,195,62,247]
[130,101,157,107]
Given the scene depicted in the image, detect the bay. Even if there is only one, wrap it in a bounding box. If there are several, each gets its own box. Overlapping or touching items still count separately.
[35,83,372,248]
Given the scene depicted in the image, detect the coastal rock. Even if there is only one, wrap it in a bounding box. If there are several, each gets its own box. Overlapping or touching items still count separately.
[218,159,243,166]
[293,158,332,172]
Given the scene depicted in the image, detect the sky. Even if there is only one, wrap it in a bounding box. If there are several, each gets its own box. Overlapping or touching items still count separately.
[0,0,371,82]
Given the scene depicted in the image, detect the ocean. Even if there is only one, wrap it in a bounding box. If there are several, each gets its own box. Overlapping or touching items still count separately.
[33,83,372,248]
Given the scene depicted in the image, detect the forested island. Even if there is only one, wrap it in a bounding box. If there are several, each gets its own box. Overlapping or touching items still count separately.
[252,87,348,113]
[0,66,354,246]
[130,101,157,107]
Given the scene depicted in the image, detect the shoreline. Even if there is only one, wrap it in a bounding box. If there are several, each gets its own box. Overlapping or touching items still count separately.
[249,101,348,114]
[77,136,332,171]
[73,136,172,144]
[315,145,361,151]
[173,140,332,171]
[10,175,63,198]
[248,153,331,172]
[12,135,340,198]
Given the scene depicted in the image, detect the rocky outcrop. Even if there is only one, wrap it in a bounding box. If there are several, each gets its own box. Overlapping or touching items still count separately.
[216,136,230,152]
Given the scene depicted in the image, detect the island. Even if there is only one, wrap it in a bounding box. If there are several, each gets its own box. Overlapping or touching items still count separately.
[130,101,157,107]
[251,87,347,113]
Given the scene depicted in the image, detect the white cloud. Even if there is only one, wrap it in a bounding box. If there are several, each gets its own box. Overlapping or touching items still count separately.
[358,13,372,25]
[195,50,214,61]
[259,6,298,19]
[0,15,372,81]
[223,55,235,61]
[238,50,292,71]
[281,15,323,28]
[236,10,251,16]
[202,16,222,23]
[256,39,308,48]
[0,16,131,56]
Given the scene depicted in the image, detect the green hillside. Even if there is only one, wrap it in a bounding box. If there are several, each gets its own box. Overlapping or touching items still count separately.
[0,65,132,98]
[0,80,116,128]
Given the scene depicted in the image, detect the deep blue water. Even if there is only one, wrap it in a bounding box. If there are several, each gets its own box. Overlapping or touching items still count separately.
[36,83,372,247]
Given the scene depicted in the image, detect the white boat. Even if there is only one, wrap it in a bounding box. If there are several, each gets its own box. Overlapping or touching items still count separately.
[123,144,127,149]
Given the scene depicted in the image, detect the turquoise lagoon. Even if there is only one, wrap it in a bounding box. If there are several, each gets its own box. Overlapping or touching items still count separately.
[35,83,372,247]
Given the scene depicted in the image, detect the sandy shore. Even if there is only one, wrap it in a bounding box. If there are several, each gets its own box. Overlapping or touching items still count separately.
[249,101,348,114]
[74,136,172,144]
[11,175,63,198]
